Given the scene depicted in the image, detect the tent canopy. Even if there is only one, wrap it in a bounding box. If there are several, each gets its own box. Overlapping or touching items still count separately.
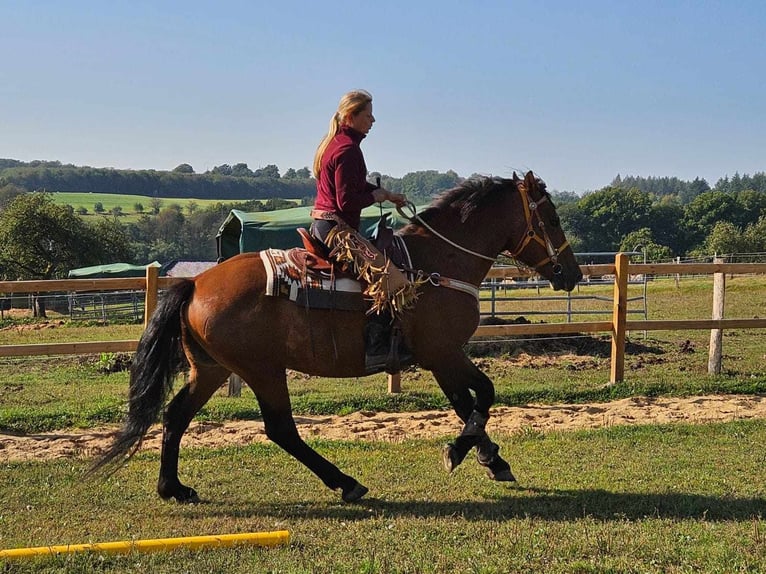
[216,204,425,261]
[67,262,162,278]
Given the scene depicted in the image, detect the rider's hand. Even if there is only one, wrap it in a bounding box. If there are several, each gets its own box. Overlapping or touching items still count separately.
[387,191,408,207]
[373,187,407,207]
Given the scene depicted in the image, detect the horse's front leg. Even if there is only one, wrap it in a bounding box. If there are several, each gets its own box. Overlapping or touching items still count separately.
[430,352,515,482]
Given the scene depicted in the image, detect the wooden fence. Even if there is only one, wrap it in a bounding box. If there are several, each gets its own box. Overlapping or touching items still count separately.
[2,256,765,391]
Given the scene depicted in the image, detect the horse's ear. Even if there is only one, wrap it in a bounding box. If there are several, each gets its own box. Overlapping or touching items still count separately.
[512,172,520,183]
[524,171,537,191]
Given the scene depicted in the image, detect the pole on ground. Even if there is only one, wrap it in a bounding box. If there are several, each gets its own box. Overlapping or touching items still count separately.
[0,530,290,560]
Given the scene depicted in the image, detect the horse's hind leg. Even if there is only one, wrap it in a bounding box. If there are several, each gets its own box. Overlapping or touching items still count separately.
[158,362,230,503]
[246,367,368,503]
[431,351,515,482]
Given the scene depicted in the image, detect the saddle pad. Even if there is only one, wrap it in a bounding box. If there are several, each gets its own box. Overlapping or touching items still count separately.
[259,248,362,298]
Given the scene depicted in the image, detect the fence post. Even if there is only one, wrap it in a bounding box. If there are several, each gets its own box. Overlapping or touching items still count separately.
[388,372,401,394]
[610,253,629,384]
[144,264,160,328]
[708,257,726,375]
[228,373,243,397]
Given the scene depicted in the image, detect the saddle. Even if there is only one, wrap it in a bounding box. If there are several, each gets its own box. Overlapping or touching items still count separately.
[294,212,399,276]
[294,227,334,272]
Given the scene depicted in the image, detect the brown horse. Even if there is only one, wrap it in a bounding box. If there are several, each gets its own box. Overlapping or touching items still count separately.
[94,171,582,503]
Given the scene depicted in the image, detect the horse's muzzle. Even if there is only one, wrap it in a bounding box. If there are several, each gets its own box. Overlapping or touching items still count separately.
[550,265,583,292]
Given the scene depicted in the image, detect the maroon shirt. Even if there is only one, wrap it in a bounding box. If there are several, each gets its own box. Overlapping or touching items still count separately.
[314,125,377,230]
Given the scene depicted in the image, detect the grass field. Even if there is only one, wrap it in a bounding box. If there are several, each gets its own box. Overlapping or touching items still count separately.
[50,192,301,223]
[2,422,765,572]
[1,275,765,572]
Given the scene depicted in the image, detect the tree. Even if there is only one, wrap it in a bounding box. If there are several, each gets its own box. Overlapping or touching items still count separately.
[0,183,26,210]
[295,167,311,179]
[94,201,105,213]
[682,191,739,247]
[173,163,195,174]
[744,216,766,253]
[705,221,748,256]
[619,228,673,262]
[211,164,233,176]
[134,202,144,214]
[680,177,711,203]
[565,187,653,251]
[732,190,766,229]
[254,164,280,179]
[231,163,254,177]
[0,193,131,314]
[648,200,687,255]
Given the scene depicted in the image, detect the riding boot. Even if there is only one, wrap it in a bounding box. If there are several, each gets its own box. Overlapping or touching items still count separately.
[364,311,412,374]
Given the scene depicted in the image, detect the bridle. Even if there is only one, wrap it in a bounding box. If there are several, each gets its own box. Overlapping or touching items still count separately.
[506,181,570,275]
[396,179,570,275]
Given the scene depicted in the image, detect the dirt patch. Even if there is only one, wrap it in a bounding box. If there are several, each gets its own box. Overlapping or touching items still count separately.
[2,394,765,462]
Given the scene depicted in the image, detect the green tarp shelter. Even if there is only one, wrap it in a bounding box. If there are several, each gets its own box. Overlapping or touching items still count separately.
[216,204,425,261]
[67,262,162,279]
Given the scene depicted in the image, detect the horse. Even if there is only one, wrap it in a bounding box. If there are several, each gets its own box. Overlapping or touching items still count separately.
[93,171,583,503]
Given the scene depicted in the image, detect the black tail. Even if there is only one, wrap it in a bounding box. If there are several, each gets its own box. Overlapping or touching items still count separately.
[91,279,195,474]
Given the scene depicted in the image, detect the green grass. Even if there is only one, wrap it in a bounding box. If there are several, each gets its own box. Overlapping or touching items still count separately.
[2,277,765,572]
[2,421,766,572]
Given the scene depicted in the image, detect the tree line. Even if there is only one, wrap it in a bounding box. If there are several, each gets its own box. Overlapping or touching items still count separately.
[0,158,765,283]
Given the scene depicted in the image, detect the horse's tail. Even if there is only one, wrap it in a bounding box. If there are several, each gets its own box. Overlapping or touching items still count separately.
[91,279,195,474]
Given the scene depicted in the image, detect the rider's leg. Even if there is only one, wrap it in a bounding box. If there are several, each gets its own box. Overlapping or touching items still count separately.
[322,225,416,373]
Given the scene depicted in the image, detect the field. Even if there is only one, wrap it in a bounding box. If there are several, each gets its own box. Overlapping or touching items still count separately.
[50,192,301,223]
[1,276,765,572]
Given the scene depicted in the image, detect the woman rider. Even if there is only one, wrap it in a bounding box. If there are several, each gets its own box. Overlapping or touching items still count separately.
[310,89,414,373]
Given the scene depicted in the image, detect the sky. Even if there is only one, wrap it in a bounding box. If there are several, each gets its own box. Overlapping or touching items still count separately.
[2,0,765,194]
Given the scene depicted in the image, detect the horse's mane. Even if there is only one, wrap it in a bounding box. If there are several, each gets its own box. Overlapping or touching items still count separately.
[418,176,513,224]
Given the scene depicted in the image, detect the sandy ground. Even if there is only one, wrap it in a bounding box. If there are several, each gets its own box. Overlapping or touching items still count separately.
[2,394,765,462]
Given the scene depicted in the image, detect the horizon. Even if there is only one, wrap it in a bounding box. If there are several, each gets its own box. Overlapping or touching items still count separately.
[1,155,751,195]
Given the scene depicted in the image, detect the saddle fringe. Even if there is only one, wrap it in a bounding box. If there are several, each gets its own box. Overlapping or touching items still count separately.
[329,232,423,316]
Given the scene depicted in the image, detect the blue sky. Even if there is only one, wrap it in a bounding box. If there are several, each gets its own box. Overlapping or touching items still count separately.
[2,0,764,193]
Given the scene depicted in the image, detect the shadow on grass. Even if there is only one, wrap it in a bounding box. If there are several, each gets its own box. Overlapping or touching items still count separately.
[187,487,766,523]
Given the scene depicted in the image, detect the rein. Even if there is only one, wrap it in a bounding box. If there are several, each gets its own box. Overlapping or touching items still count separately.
[397,202,497,263]
[396,181,569,278]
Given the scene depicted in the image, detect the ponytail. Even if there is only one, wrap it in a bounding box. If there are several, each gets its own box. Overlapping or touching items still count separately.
[312,113,342,178]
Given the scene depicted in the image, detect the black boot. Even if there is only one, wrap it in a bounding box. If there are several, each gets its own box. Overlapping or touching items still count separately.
[364,312,412,374]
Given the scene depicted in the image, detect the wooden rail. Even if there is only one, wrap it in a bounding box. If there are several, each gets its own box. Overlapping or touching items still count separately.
[2,259,765,385]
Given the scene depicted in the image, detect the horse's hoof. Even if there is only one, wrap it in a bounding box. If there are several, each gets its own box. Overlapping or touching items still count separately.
[177,487,201,504]
[160,484,200,504]
[342,482,369,503]
[486,468,516,482]
[442,443,460,473]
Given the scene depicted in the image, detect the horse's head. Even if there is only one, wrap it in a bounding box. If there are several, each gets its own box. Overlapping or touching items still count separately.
[505,171,582,292]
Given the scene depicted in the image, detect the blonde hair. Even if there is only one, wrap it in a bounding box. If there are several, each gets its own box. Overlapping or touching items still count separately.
[312,89,373,178]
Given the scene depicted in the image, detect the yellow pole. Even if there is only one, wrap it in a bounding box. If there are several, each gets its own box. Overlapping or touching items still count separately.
[0,530,289,560]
